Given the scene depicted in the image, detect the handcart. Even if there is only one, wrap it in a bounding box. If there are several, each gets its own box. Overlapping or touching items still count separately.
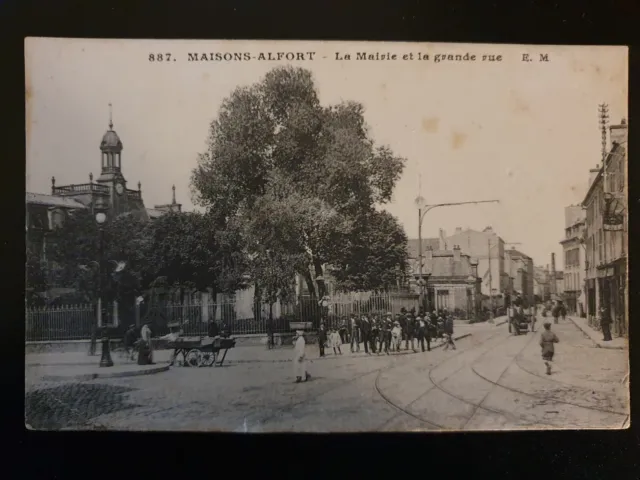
[168,336,236,368]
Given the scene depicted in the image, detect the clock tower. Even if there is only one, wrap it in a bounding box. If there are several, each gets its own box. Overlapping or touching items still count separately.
[96,104,128,215]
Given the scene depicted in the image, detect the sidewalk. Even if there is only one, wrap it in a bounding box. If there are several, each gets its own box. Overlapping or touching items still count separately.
[567,316,627,350]
[26,327,481,378]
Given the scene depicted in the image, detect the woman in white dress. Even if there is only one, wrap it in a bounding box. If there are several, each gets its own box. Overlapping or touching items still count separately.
[293,330,311,383]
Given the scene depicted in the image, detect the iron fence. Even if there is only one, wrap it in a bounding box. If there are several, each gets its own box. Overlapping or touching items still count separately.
[25,292,423,341]
[26,304,96,341]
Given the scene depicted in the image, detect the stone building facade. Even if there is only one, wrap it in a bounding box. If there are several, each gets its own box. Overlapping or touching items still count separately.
[560,205,586,316]
[583,118,627,337]
[407,238,481,316]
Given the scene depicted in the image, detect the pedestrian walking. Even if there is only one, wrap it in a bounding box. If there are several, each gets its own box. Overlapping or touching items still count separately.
[123,324,138,361]
[599,306,613,341]
[329,328,342,355]
[443,316,456,351]
[559,302,567,322]
[349,314,360,353]
[139,322,154,365]
[552,302,560,324]
[318,323,328,357]
[371,315,380,354]
[293,330,311,383]
[539,322,559,375]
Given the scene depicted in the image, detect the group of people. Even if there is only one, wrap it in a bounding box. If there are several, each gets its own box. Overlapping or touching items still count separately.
[317,308,457,357]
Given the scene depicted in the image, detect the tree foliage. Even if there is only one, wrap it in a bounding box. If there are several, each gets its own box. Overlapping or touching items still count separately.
[192,66,408,296]
[136,211,248,297]
[46,210,146,303]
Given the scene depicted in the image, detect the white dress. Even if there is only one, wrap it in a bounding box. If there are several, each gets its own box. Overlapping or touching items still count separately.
[330,331,341,348]
[293,335,307,378]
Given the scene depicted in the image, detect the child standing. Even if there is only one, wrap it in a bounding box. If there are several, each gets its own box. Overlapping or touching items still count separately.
[540,322,559,375]
[330,328,342,355]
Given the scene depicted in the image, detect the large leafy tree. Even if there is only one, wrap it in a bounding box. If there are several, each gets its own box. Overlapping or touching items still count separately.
[328,210,409,292]
[137,211,248,301]
[192,66,407,298]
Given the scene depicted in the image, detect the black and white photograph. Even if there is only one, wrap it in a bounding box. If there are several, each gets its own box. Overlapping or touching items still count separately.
[25,38,629,432]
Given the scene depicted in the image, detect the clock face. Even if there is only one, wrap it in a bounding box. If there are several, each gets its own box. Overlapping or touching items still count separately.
[115,183,124,195]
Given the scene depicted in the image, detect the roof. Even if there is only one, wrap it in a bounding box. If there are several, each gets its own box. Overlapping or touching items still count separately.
[407,238,440,259]
[100,129,123,150]
[506,248,531,260]
[26,192,87,209]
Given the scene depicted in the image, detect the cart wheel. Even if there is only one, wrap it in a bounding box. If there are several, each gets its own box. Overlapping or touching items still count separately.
[185,349,202,367]
[201,351,216,367]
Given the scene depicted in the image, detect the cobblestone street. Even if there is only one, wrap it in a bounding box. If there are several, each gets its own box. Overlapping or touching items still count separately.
[25,320,629,432]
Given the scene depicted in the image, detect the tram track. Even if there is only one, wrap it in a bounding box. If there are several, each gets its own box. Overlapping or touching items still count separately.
[375,329,576,431]
[374,331,517,431]
[249,335,473,429]
[511,351,629,417]
[467,332,629,426]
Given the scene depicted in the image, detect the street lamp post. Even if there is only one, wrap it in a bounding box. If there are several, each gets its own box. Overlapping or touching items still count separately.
[415,197,500,314]
[94,198,113,367]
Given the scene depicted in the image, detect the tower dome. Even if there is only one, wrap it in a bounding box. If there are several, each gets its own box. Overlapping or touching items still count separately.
[98,103,124,177]
[100,129,123,151]
[100,104,123,152]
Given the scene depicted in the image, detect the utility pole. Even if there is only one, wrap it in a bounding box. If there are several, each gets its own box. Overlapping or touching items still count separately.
[416,197,500,313]
[488,239,493,322]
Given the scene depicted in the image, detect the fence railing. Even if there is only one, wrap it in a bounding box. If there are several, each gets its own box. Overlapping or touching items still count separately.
[26,304,96,341]
[26,292,424,341]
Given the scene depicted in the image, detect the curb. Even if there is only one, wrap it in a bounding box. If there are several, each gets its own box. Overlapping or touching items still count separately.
[495,320,507,327]
[566,317,626,350]
[41,364,170,382]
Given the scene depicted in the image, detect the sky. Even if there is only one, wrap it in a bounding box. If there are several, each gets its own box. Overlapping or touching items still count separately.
[25,39,627,268]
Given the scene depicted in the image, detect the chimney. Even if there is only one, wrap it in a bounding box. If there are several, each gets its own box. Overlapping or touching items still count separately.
[470,261,478,278]
[455,227,462,235]
[425,246,433,264]
[453,245,461,262]
[609,118,628,147]
[588,164,601,189]
[483,226,493,233]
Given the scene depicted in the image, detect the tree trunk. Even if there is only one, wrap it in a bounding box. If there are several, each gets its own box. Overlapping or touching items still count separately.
[303,270,316,298]
[313,258,326,299]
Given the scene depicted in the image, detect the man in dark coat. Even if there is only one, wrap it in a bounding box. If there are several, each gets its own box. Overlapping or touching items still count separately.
[443,315,456,350]
[360,315,372,354]
[416,316,430,352]
[599,306,613,341]
[405,314,417,352]
[318,323,328,357]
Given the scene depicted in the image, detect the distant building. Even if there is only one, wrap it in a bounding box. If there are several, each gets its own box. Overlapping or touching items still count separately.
[407,238,481,316]
[560,205,586,316]
[504,247,535,306]
[445,227,509,299]
[583,118,627,337]
[533,265,551,302]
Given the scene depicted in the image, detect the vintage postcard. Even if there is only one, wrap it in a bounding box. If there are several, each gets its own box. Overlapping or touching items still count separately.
[25,38,628,432]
